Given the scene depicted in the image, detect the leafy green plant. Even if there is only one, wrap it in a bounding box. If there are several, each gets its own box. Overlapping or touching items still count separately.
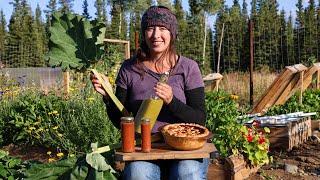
[205,91,240,132]
[240,121,272,166]
[0,150,29,179]
[47,12,106,71]
[25,143,118,179]
[266,89,320,119]
[1,84,120,153]
[205,90,271,166]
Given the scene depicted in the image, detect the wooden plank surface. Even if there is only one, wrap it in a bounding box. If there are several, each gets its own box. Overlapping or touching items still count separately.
[115,143,216,161]
[250,68,295,113]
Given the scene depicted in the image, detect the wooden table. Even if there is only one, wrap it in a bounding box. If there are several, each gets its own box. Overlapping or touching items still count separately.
[115,143,217,161]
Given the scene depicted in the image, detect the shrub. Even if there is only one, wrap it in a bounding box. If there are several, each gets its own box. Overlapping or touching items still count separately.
[1,87,120,153]
[266,89,320,119]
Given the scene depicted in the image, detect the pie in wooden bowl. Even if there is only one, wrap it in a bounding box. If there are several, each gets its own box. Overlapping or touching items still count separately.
[160,123,211,151]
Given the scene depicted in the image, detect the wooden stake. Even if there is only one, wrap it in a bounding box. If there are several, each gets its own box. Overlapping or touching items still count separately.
[249,20,254,106]
[299,71,304,104]
[63,71,70,96]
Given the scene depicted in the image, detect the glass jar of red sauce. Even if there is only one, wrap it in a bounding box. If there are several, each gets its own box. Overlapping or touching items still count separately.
[121,116,135,153]
[141,118,151,153]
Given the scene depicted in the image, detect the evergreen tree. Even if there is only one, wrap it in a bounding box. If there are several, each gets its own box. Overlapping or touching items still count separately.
[251,0,257,19]
[295,0,305,63]
[304,0,317,63]
[157,0,172,9]
[174,0,187,55]
[0,10,7,59]
[254,0,280,70]
[286,12,295,65]
[44,0,57,33]
[32,4,47,67]
[317,0,320,60]
[82,0,91,19]
[279,9,287,67]
[241,0,249,70]
[107,0,130,39]
[128,0,152,51]
[58,0,74,14]
[213,2,228,72]
[95,0,107,23]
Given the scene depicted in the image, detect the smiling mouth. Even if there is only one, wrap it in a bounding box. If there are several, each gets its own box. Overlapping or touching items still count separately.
[152,41,163,45]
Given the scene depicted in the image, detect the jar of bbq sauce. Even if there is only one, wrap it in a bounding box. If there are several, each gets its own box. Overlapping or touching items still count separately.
[141,118,151,153]
[121,116,135,153]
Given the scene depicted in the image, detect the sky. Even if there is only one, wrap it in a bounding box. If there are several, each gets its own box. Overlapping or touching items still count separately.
[0,0,309,26]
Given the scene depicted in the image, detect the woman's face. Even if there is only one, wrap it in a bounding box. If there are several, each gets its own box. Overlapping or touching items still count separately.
[145,26,171,57]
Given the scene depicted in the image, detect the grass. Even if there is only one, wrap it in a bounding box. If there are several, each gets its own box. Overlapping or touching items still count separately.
[219,70,278,109]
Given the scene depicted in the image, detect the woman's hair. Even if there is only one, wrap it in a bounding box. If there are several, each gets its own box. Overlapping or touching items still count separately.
[135,6,178,76]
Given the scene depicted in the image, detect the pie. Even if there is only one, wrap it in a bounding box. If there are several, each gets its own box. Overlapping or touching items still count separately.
[161,123,211,150]
[161,123,209,138]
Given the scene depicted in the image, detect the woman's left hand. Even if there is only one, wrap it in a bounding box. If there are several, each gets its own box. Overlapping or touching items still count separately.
[154,82,173,105]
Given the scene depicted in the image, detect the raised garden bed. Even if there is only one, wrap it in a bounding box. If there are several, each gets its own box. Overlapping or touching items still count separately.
[208,155,260,180]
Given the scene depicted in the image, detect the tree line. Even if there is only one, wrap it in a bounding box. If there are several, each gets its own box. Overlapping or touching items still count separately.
[0,0,319,74]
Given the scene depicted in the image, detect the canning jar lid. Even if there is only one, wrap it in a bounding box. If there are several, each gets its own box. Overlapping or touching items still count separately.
[121,116,134,122]
[141,118,150,123]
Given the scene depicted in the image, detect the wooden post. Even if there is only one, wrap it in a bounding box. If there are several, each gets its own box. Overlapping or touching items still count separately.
[299,71,304,104]
[249,20,254,106]
[215,80,220,91]
[63,71,70,96]
[317,69,320,89]
[125,42,130,59]
[104,39,130,59]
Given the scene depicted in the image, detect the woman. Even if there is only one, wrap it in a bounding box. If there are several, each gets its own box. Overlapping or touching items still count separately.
[92,6,209,180]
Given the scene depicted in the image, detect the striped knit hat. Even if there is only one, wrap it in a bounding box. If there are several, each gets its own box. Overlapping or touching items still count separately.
[141,6,178,40]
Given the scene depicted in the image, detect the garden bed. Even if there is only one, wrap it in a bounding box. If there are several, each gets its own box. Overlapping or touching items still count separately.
[248,131,320,179]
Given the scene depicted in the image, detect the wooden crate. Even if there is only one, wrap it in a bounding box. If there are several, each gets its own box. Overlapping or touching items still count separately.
[208,155,260,180]
[264,117,312,151]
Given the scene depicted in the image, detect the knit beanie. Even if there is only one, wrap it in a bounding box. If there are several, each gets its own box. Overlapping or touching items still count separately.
[141,6,178,40]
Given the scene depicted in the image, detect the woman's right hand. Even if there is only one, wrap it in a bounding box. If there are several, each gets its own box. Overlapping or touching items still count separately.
[90,74,108,97]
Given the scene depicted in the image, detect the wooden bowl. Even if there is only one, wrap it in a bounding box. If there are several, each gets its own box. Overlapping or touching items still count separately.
[160,123,211,151]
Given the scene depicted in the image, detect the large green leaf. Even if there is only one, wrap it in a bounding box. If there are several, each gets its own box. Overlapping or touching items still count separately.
[47,12,106,71]
[24,158,77,180]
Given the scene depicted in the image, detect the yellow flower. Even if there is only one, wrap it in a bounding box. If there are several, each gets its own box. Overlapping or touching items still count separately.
[52,110,58,114]
[37,128,44,132]
[57,133,63,138]
[230,95,239,100]
[57,152,64,158]
[52,126,59,130]
[47,151,52,155]
[48,158,56,163]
